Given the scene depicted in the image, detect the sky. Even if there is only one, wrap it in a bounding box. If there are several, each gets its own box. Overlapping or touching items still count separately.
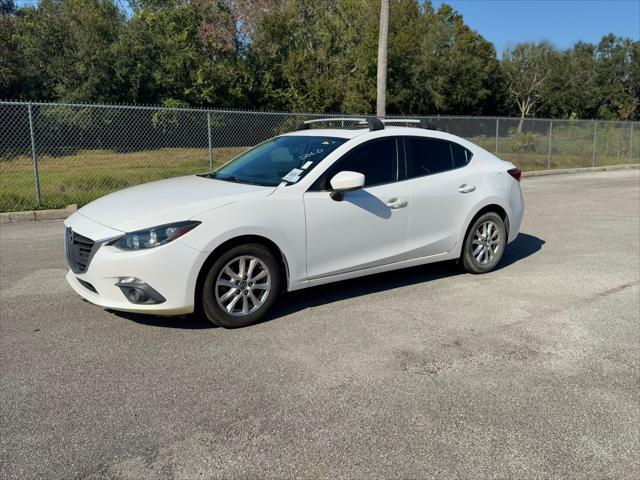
[431,0,640,57]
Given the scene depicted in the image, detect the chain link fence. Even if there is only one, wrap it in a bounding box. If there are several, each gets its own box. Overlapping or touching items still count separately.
[1,100,638,212]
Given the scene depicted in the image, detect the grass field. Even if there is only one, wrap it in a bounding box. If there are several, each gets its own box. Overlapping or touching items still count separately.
[1,143,638,212]
[0,147,244,212]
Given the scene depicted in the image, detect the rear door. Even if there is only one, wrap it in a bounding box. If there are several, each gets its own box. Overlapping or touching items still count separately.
[402,136,476,259]
[303,137,410,280]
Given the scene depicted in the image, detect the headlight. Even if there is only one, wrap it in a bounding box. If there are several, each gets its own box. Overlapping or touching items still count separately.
[110,221,200,250]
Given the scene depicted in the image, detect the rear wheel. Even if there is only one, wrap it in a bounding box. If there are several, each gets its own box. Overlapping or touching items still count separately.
[202,244,281,328]
[461,212,506,274]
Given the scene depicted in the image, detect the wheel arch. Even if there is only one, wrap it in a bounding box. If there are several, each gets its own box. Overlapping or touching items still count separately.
[457,202,510,258]
[194,234,291,310]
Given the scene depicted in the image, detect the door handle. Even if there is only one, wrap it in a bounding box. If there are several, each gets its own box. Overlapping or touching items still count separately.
[457,184,476,194]
[386,198,408,209]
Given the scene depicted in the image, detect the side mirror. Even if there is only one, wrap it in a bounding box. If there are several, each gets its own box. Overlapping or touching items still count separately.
[329,171,365,201]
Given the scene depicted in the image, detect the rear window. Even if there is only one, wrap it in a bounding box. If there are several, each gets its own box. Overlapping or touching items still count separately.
[404,137,472,179]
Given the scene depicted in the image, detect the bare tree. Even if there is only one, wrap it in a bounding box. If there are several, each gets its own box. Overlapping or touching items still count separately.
[503,43,553,132]
[509,71,546,132]
[376,0,389,117]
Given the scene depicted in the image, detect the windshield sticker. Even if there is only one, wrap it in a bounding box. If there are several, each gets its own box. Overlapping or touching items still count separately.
[282,168,303,183]
[298,148,324,161]
[301,161,313,170]
[322,140,330,145]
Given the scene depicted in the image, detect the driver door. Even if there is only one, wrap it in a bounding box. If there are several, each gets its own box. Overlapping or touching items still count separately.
[303,137,410,280]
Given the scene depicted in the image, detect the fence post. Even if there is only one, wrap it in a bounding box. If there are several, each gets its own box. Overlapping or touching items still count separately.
[547,120,553,169]
[592,121,597,167]
[495,117,499,154]
[630,124,634,163]
[27,102,42,209]
[207,111,213,171]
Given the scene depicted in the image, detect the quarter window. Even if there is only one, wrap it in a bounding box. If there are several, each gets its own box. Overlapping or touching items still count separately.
[451,142,472,168]
[313,137,397,190]
[404,137,472,179]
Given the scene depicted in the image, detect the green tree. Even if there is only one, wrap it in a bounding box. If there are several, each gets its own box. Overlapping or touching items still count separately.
[594,35,639,120]
[113,0,269,106]
[249,0,501,115]
[0,0,18,96]
[2,0,638,121]
[409,3,501,116]
[557,42,599,119]
[250,0,379,113]
[8,0,126,101]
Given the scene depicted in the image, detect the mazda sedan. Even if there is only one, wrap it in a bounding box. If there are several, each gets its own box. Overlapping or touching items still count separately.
[64,118,524,327]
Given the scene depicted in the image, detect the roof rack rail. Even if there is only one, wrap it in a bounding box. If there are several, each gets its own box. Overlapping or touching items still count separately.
[381,118,440,130]
[295,117,385,132]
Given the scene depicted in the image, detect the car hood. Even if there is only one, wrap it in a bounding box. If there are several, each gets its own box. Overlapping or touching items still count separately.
[76,175,276,232]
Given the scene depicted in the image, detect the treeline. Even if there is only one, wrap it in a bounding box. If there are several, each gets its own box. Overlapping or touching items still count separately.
[1,0,638,120]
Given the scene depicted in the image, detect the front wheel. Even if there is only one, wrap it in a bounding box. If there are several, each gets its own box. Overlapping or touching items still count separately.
[461,212,507,274]
[202,244,281,328]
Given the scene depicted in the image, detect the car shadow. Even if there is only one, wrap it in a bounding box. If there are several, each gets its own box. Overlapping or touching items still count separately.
[346,190,392,218]
[111,310,217,329]
[496,232,546,270]
[114,233,544,329]
[264,232,545,322]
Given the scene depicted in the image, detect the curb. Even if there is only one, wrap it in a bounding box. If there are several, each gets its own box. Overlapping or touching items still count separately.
[1,205,77,224]
[1,164,638,224]
[523,163,639,177]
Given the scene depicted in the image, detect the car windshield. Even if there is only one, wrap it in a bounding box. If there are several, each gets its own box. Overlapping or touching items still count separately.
[207,136,347,187]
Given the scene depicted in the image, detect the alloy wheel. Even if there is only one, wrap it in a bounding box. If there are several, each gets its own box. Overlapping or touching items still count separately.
[471,220,501,265]
[215,255,271,316]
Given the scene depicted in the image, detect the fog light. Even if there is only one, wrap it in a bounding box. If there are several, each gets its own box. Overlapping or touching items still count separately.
[116,278,166,305]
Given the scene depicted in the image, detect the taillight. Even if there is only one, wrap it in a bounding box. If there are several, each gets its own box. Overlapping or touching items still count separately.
[507,168,522,182]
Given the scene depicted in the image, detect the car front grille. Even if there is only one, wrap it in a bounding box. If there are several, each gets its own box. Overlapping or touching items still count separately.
[65,227,96,274]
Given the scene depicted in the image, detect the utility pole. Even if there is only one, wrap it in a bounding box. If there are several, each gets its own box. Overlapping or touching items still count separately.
[376,0,389,117]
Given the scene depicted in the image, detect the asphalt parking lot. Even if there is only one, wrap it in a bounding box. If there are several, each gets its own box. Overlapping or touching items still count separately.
[1,170,639,479]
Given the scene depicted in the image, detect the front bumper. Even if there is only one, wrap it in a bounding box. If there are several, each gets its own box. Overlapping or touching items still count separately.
[64,213,208,315]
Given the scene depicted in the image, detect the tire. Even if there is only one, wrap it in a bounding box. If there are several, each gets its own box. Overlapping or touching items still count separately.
[202,243,281,328]
[461,212,507,274]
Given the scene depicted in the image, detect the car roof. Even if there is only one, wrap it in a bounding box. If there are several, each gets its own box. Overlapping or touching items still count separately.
[282,126,463,143]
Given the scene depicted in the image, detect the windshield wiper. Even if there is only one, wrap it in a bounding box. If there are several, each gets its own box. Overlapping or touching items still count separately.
[209,174,275,187]
[220,175,240,183]
[204,172,240,183]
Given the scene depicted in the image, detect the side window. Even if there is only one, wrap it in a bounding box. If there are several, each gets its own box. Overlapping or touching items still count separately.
[405,137,469,179]
[405,137,453,178]
[451,142,473,168]
[314,137,397,190]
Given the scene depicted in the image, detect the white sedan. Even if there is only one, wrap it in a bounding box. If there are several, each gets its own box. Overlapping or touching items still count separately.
[64,118,524,327]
